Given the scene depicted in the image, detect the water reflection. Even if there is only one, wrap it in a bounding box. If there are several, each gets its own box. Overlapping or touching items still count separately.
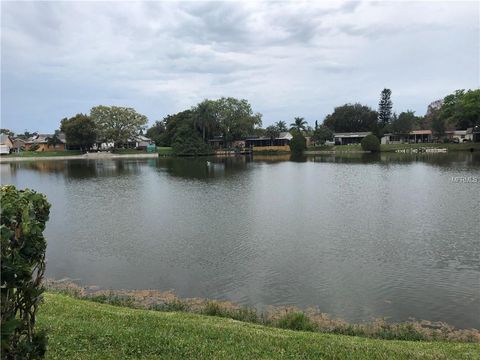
[1,152,479,329]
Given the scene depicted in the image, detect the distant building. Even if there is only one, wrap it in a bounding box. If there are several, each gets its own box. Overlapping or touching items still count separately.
[466,127,480,142]
[25,133,66,152]
[334,132,371,145]
[0,133,13,154]
[381,130,432,144]
[245,132,293,148]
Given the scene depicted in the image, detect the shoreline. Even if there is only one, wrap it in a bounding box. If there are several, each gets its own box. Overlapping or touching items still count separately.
[0,152,159,162]
[45,278,480,342]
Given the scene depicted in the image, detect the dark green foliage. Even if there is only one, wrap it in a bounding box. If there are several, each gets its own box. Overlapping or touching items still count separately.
[171,124,213,156]
[265,125,280,144]
[275,121,288,132]
[61,114,96,151]
[146,120,166,146]
[312,125,333,145]
[440,89,480,130]
[0,129,14,137]
[1,185,50,359]
[276,312,316,332]
[378,88,393,127]
[290,117,307,132]
[431,115,446,138]
[289,131,307,154]
[324,103,378,133]
[391,110,417,134]
[361,134,380,152]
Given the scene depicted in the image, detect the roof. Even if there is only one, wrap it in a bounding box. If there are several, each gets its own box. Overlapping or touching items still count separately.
[26,133,66,144]
[334,132,372,137]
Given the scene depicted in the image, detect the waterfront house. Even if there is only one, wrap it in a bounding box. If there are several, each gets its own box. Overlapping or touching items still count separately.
[466,127,480,142]
[245,132,293,148]
[381,130,432,144]
[25,133,66,152]
[0,133,13,154]
[11,138,26,152]
[334,132,371,145]
[445,130,468,143]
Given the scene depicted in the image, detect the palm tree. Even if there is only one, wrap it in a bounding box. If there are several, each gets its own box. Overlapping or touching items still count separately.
[194,100,216,142]
[290,117,307,132]
[275,121,288,132]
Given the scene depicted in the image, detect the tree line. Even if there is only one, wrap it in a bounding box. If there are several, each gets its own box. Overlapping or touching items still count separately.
[3,88,478,155]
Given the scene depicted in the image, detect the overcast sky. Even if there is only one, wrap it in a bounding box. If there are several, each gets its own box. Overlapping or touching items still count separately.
[1,1,478,133]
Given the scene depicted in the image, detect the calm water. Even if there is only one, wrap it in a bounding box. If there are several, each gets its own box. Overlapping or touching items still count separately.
[1,152,479,328]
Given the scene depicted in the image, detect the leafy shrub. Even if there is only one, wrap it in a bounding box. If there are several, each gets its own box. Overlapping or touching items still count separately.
[1,185,51,359]
[276,312,317,332]
[289,131,307,155]
[172,125,213,156]
[361,134,380,152]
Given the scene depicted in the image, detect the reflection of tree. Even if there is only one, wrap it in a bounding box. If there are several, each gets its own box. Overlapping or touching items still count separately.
[157,157,250,180]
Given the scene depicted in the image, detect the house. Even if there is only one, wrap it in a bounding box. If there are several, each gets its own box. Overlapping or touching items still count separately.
[245,132,293,148]
[381,130,432,144]
[445,130,468,143]
[25,133,66,152]
[0,133,13,154]
[130,135,154,150]
[334,132,371,145]
[11,138,26,152]
[466,127,480,142]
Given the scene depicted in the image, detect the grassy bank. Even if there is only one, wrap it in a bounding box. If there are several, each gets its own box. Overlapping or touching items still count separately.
[3,150,83,157]
[158,146,173,156]
[38,294,479,360]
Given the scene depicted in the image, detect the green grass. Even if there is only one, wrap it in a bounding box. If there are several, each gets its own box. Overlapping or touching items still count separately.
[37,293,479,359]
[157,146,173,155]
[3,150,82,157]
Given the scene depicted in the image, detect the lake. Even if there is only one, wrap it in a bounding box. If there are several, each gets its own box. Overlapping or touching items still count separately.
[1,152,479,329]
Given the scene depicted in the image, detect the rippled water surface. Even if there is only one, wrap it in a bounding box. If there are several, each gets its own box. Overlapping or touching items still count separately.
[1,152,479,328]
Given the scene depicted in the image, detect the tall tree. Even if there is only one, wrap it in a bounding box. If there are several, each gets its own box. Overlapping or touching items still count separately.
[0,129,14,137]
[391,110,417,134]
[213,97,262,147]
[61,114,97,151]
[324,103,378,133]
[265,125,280,145]
[440,89,480,129]
[193,99,217,142]
[378,88,393,128]
[290,117,307,132]
[312,125,333,145]
[275,121,288,132]
[90,106,148,147]
[146,120,166,146]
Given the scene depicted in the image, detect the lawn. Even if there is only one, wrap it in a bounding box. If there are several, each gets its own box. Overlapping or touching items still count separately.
[157,146,173,155]
[37,293,479,360]
[3,150,83,157]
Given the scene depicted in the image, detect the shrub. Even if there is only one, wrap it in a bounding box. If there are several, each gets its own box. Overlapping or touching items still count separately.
[289,131,307,155]
[1,185,51,359]
[29,144,40,152]
[276,312,316,332]
[151,299,190,312]
[87,293,135,308]
[361,134,380,152]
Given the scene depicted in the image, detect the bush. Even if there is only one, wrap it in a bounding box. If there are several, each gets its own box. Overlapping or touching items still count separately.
[1,185,51,359]
[171,125,213,156]
[276,312,316,332]
[361,134,380,152]
[289,131,307,155]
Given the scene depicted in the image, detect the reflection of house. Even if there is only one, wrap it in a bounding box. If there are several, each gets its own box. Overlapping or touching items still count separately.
[334,132,371,145]
[381,130,432,144]
[245,132,293,147]
[0,133,13,154]
[25,134,66,151]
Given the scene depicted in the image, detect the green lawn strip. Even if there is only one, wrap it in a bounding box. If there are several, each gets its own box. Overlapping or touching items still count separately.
[38,294,479,360]
[3,151,83,157]
[157,147,173,155]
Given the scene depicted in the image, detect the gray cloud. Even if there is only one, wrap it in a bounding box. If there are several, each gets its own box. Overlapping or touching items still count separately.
[1,1,478,133]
